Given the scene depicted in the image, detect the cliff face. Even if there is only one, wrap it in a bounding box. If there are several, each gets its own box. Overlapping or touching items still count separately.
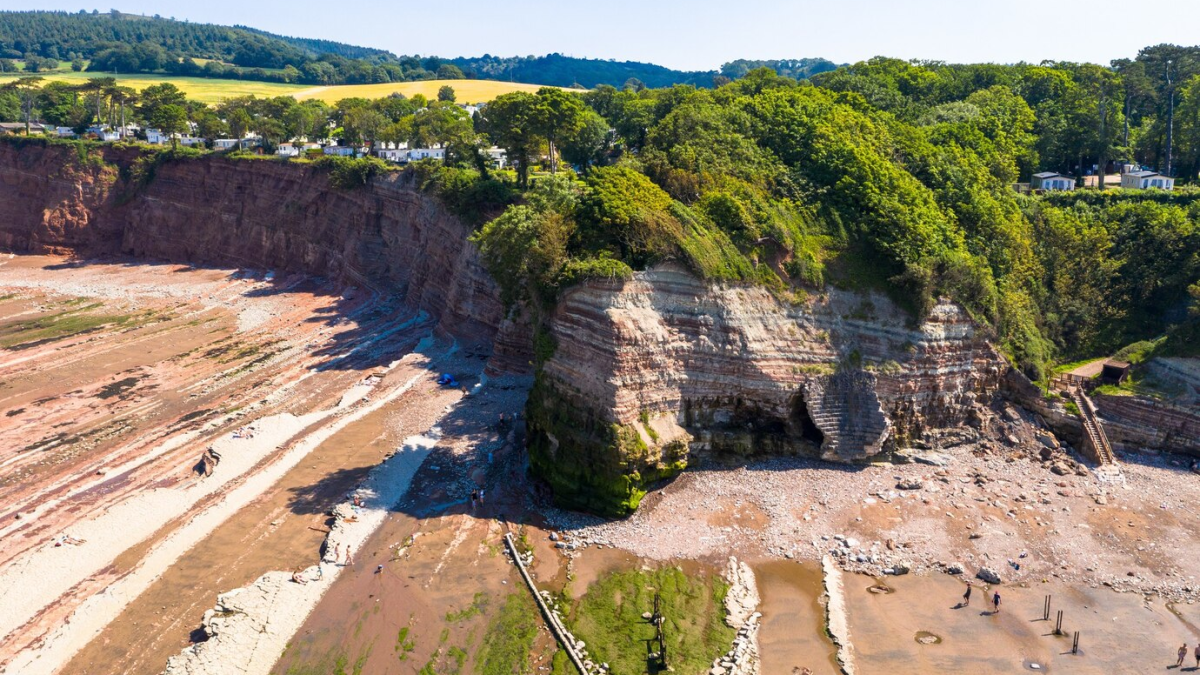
[528,265,1008,515]
[4,142,1117,517]
[0,142,507,350]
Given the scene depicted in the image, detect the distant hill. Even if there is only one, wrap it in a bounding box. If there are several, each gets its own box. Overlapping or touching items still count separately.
[235,26,397,61]
[0,10,307,67]
[448,53,717,89]
[0,10,838,90]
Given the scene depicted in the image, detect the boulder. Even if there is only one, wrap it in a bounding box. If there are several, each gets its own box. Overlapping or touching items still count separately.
[1036,432,1060,449]
[897,478,923,490]
[976,567,1002,584]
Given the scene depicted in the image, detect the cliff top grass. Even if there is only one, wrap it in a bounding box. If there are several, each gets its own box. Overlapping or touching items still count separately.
[0,70,307,104]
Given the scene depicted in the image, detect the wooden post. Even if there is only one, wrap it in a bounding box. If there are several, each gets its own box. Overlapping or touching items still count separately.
[1072,631,1080,654]
[1055,610,1064,636]
[1043,595,1051,621]
[653,591,667,669]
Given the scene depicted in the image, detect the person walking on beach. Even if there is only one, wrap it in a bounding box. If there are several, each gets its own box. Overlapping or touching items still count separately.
[1194,643,1199,668]
[962,583,972,607]
[332,544,341,564]
[478,488,485,505]
[992,591,1001,613]
[470,490,478,510]
[345,545,353,566]
[1177,644,1187,667]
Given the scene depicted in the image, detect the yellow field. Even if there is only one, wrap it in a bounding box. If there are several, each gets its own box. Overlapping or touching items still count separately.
[293,79,562,104]
[0,71,305,104]
[0,72,563,105]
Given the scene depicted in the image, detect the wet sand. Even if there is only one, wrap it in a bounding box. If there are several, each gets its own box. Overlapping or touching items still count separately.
[0,255,461,674]
[845,572,1200,674]
[754,559,839,675]
[272,378,534,675]
[64,359,462,674]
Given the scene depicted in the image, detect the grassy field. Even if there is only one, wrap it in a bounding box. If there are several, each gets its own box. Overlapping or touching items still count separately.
[0,69,560,105]
[0,71,305,103]
[293,79,557,104]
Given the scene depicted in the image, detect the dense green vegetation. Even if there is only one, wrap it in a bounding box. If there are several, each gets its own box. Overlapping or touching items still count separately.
[555,566,735,675]
[465,68,1198,378]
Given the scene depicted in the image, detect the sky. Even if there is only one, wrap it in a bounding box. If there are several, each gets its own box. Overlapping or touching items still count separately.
[5,0,1200,71]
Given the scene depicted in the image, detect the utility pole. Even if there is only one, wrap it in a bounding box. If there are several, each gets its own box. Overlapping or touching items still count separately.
[1097,80,1108,190]
[1166,59,1175,176]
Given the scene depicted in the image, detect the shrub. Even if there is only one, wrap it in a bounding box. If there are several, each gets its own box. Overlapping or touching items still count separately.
[315,155,390,189]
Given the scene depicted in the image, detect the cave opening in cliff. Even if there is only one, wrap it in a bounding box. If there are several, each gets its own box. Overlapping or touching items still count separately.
[791,393,825,445]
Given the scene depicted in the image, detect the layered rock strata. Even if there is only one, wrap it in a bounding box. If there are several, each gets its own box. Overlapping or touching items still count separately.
[0,141,513,365]
[1094,395,1200,456]
[529,264,1007,515]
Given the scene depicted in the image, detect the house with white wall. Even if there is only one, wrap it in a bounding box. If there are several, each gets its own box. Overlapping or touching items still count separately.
[408,147,445,161]
[1121,170,1174,190]
[375,147,410,162]
[1031,172,1075,191]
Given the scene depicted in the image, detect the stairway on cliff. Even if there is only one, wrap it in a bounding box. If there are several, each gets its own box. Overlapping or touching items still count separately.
[803,370,891,462]
[1068,387,1123,481]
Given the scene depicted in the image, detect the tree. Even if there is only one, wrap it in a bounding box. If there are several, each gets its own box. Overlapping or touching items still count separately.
[560,109,610,170]
[150,103,188,148]
[469,204,572,306]
[81,76,115,126]
[436,64,464,80]
[343,107,386,151]
[1136,45,1198,175]
[193,109,228,141]
[533,87,588,173]
[227,107,252,140]
[2,76,44,134]
[410,103,477,164]
[480,91,541,187]
[437,85,456,102]
[110,86,136,137]
[136,82,185,124]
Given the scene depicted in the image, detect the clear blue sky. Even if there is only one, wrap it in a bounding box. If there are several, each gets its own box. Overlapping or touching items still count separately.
[4,0,1200,70]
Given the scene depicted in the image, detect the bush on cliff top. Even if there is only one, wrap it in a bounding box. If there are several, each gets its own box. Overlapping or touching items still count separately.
[314,155,392,190]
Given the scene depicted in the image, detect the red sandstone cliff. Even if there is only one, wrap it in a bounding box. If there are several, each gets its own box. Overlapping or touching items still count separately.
[0,142,510,357]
